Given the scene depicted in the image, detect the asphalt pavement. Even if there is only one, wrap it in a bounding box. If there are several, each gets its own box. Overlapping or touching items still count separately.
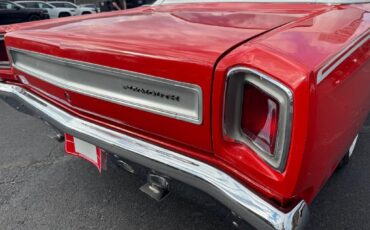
[0,99,369,230]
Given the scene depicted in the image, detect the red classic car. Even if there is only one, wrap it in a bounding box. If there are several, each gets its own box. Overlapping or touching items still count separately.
[0,1,369,229]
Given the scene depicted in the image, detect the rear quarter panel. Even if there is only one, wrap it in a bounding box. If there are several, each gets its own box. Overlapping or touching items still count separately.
[213,4,370,205]
[300,23,370,202]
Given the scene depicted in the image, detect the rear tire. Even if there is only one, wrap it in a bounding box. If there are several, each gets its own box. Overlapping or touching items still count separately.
[58,12,71,18]
[28,14,41,22]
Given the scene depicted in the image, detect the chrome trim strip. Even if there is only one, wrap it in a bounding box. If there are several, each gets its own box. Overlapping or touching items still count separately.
[0,83,309,230]
[8,47,203,124]
[224,67,293,172]
[349,134,359,158]
[160,0,370,4]
[317,31,370,84]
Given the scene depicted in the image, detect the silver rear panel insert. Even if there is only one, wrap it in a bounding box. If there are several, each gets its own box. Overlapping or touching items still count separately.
[9,48,203,124]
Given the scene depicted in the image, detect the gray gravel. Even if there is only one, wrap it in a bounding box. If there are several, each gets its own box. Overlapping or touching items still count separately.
[0,99,369,230]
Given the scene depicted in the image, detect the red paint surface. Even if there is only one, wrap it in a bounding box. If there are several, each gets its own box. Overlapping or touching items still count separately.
[212,4,370,205]
[3,3,370,207]
[0,69,13,80]
[5,3,323,153]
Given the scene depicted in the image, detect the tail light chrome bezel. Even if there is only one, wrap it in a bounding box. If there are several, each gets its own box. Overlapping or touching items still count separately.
[223,67,293,172]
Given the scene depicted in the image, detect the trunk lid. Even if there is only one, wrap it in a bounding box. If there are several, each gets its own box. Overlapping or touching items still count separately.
[5,3,320,152]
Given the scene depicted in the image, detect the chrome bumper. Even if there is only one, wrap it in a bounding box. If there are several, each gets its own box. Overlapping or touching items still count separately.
[0,83,309,230]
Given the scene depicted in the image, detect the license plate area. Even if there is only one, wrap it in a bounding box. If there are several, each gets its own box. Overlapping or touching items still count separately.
[65,134,102,172]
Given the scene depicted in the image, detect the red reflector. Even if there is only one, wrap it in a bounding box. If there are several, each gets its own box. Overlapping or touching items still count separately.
[65,134,102,172]
[0,39,8,62]
[241,84,279,154]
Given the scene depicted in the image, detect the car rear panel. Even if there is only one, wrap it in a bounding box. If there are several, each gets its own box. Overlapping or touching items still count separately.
[4,3,324,153]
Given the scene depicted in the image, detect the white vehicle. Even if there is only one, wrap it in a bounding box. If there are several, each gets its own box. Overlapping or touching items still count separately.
[15,1,74,18]
[79,3,99,13]
[48,1,96,15]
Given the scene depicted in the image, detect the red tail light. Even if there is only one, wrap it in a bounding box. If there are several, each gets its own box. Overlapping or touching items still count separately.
[224,68,293,171]
[241,84,279,155]
[0,34,10,69]
[0,37,8,62]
